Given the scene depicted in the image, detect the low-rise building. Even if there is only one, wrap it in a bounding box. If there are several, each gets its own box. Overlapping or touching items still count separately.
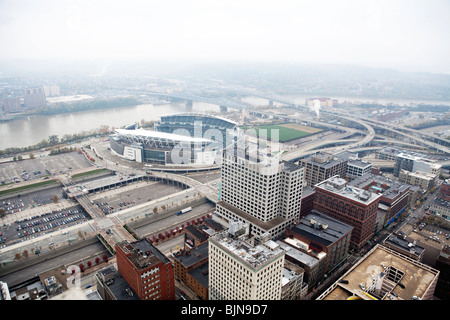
[285,210,353,277]
[399,169,437,191]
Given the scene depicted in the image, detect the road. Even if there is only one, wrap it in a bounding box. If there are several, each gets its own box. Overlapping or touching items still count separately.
[0,240,109,287]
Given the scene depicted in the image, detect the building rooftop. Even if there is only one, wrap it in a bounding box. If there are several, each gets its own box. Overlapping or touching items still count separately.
[432,197,450,208]
[350,173,410,201]
[302,152,346,169]
[97,266,140,300]
[318,245,439,300]
[188,262,209,289]
[116,239,170,271]
[291,210,354,247]
[276,240,320,268]
[210,230,284,270]
[174,242,209,268]
[115,128,212,143]
[316,175,382,205]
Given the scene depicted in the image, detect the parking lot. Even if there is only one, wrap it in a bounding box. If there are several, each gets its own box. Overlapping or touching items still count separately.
[90,180,184,215]
[0,151,92,184]
[2,205,89,247]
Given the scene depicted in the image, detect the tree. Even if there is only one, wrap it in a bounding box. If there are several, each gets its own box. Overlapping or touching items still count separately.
[47,135,59,145]
[102,254,108,262]
[52,195,59,203]
[95,257,100,264]
[87,260,92,268]
[22,250,29,259]
[29,153,35,159]
[17,155,23,161]
[79,263,85,272]
[153,207,158,214]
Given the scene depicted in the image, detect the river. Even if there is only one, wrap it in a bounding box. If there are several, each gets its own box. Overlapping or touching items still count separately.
[0,101,219,150]
[1,95,449,151]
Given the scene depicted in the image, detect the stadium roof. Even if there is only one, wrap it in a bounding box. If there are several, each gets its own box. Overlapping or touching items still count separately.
[115,128,212,143]
[160,112,239,126]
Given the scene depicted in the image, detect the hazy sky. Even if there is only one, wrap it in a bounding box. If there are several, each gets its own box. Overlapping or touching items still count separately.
[1,0,449,74]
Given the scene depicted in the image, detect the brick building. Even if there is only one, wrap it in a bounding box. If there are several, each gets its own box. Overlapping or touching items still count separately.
[285,210,353,276]
[314,175,381,250]
[173,241,209,300]
[115,239,175,300]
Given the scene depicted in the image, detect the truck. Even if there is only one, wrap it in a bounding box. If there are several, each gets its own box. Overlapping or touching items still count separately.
[177,207,192,216]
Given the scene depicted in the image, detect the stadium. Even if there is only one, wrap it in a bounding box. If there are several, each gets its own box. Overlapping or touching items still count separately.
[110,113,238,166]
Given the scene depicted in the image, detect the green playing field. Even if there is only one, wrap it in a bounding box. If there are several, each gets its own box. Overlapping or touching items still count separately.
[240,124,314,142]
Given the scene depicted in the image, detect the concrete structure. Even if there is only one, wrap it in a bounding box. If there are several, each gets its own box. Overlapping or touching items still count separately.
[43,85,60,97]
[208,221,285,300]
[317,245,440,300]
[111,113,238,165]
[23,87,46,110]
[299,152,347,187]
[216,141,303,242]
[399,169,437,191]
[314,175,381,250]
[115,239,175,300]
[346,158,372,181]
[111,128,215,165]
[0,96,21,113]
[394,152,441,177]
[285,210,353,277]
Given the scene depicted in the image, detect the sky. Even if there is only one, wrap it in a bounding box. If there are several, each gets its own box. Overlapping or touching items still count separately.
[0,0,449,74]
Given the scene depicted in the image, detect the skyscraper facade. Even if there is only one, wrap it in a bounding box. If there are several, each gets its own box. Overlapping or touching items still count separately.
[216,142,303,242]
[208,222,285,300]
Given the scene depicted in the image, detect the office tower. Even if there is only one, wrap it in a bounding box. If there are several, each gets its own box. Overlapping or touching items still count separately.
[43,85,60,97]
[23,87,46,110]
[209,221,285,300]
[215,141,303,242]
[0,96,21,113]
[299,152,347,187]
[314,175,381,250]
[115,239,175,300]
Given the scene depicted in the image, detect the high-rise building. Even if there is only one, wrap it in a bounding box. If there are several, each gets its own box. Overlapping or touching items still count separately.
[299,152,347,187]
[215,141,303,242]
[115,239,175,300]
[0,96,21,113]
[43,85,60,97]
[23,87,46,110]
[208,221,285,300]
[314,175,381,250]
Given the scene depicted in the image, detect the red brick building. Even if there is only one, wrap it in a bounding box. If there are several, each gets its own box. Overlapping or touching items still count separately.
[314,176,381,250]
[116,239,175,300]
